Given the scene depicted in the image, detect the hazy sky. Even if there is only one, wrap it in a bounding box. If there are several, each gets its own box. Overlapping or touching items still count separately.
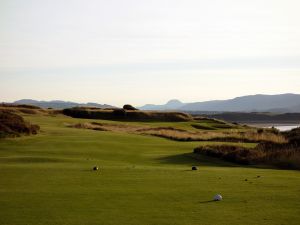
[1,0,300,106]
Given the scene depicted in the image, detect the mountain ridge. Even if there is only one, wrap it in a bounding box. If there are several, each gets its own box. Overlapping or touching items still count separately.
[139,94,300,112]
[11,99,115,109]
[6,93,300,112]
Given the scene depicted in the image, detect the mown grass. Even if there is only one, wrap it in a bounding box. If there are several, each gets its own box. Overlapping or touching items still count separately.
[0,114,300,225]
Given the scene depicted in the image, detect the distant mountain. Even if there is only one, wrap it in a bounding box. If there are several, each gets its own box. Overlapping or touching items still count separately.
[140,94,300,112]
[140,99,186,110]
[267,104,300,113]
[204,112,300,123]
[12,99,115,109]
[11,94,300,112]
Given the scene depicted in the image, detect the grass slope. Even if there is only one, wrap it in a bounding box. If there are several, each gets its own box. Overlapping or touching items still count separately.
[0,115,299,225]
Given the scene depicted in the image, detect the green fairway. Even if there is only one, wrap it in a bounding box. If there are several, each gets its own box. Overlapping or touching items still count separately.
[0,115,300,225]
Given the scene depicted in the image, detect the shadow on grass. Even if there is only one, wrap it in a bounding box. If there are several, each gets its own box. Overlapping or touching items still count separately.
[199,200,217,204]
[157,152,283,170]
[157,152,238,168]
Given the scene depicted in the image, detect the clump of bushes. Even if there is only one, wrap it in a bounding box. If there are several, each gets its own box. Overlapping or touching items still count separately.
[193,132,300,169]
[123,104,138,110]
[63,107,193,122]
[0,110,40,138]
[193,145,263,165]
[283,127,300,145]
[257,128,264,134]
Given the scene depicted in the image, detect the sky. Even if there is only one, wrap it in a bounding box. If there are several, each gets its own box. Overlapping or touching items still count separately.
[0,0,300,107]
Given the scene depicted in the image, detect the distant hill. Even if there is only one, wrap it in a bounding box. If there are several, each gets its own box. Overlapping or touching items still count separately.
[140,99,186,110]
[267,104,300,113]
[203,112,300,123]
[140,94,300,113]
[12,99,115,109]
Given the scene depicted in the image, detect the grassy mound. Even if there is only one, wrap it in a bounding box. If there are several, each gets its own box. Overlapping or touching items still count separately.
[0,110,40,138]
[0,103,50,115]
[63,107,193,122]
[0,103,41,109]
[194,129,300,169]
[194,145,260,165]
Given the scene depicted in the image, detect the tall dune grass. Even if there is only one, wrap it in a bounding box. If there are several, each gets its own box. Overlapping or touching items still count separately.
[193,129,300,169]
[0,110,40,138]
[141,129,287,143]
[194,144,300,169]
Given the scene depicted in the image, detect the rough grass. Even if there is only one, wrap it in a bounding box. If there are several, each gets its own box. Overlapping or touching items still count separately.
[194,140,300,170]
[194,145,262,165]
[67,121,286,144]
[140,128,287,143]
[0,104,50,115]
[0,110,40,138]
[0,103,41,109]
[283,127,300,145]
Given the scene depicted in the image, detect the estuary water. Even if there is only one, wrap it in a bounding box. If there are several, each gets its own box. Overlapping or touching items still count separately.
[270,125,299,131]
[247,124,300,131]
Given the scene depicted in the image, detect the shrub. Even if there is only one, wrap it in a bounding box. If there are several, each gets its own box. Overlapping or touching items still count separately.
[284,127,300,145]
[113,109,127,118]
[123,104,138,110]
[257,128,264,134]
[193,145,263,165]
[269,127,280,135]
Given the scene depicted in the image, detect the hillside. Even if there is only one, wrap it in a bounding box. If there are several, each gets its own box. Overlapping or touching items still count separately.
[141,99,186,110]
[202,112,300,123]
[12,99,115,109]
[140,94,300,112]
